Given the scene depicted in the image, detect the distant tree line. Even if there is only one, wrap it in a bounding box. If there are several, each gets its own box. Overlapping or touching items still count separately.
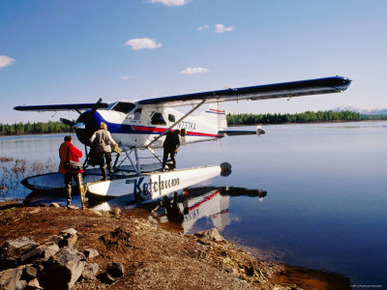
[361,114,387,120]
[227,110,363,125]
[0,121,71,135]
[0,110,385,135]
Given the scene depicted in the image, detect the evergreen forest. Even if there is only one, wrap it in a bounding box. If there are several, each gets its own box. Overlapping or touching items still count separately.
[227,110,365,125]
[0,121,71,135]
[0,110,386,135]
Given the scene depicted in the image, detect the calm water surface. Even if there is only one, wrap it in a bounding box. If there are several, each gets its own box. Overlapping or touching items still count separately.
[1,122,386,286]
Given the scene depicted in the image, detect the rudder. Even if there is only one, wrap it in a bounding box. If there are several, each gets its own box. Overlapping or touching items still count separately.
[202,103,227,130]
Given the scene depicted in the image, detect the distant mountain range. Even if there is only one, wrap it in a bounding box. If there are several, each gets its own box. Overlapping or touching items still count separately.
[333,106,387,115]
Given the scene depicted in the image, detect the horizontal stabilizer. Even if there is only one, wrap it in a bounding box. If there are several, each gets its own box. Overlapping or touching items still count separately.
[219,127,265,136]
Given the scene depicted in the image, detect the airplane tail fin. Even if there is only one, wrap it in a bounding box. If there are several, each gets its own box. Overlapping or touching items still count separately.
[201,103,227,130]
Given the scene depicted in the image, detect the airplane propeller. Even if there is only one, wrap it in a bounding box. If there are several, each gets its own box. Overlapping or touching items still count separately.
[59,118,85,130]
[59,118,75,127]
[71,98,104,146]
[72,122,86,130]
[57,99,103,146]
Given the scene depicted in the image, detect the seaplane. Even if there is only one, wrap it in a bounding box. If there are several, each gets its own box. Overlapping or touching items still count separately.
[14,76,351,203]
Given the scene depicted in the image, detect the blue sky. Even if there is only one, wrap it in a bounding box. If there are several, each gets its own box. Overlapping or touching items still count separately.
[1,0,386,123]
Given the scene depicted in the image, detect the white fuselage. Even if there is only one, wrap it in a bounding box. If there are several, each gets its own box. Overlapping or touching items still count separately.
[93,103,226,149]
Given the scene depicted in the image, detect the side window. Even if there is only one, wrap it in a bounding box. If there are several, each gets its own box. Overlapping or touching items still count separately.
[133,108,142,120]
[126,108,142,121]
[151,112,166,125]
[168,114,175,123]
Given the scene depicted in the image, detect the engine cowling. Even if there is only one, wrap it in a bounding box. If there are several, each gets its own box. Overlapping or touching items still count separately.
[75,110,99,146]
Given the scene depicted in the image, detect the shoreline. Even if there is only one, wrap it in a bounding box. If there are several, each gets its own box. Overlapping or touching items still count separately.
[228,118,387,127]
[1,118,387,137]
[0,201,351,289]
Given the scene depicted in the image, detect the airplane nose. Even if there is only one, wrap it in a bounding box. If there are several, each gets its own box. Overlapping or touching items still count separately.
[74,110,99,146]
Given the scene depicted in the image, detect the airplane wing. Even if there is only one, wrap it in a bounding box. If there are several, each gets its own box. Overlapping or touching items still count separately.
[14,100,109,112]
[138,76,351,107]
[14,76,351,111]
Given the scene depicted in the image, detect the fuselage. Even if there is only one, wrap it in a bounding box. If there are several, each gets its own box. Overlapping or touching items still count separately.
[76,101,226,149]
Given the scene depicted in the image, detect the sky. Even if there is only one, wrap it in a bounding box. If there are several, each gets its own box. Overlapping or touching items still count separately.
[1,0,387,124]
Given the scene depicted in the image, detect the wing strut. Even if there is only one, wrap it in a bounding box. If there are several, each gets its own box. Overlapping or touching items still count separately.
[146,100,206,149]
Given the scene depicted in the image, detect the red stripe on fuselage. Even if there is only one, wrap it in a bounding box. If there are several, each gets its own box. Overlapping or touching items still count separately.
[132,126,165,133]
[208,108,225,114]
[132,126,223,138]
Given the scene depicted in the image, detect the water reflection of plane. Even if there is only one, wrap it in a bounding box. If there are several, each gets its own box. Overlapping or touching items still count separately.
[24,186,267,234]
[139,187,267,233]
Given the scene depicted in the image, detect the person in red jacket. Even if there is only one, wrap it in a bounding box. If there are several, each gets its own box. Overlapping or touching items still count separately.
[59,135,84,209]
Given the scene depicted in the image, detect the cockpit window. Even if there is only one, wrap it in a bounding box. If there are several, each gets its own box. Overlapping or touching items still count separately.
[110,102,135,114]
[151,112,167,125]
[168,114,175,123]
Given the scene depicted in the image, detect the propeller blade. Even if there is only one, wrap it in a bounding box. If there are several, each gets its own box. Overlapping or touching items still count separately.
[60,118,75,127]
[72,122,85,130]
[91,98,103,113]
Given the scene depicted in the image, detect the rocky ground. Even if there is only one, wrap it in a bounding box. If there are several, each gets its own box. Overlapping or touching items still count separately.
[0,201,351,289]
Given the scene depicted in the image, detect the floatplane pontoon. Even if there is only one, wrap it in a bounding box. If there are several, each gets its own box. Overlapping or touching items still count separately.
[86,162,231,202]
[21,150,232,204]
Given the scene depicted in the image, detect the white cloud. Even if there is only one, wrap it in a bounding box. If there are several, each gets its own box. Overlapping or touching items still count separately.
[148,0,190,6]
[198,24,209,31]
[0,55,16,70]
[124,38,162,50]
[181,67,208,74]
[214,24,235,33]
[120,75,132,80]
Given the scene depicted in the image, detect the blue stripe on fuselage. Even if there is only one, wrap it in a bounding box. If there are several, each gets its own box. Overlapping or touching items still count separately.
[93,111,222,138]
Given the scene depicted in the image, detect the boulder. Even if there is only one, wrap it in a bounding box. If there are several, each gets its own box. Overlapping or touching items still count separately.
[50,234,63,245]
[83,248,99,259]
[19,242,60,264]
[0,266,27,290]
[19,246,43,264]
[0,237,38,270]
[82,263,99,280]
[27,277,43,289]
[100,262,125,284]
[21,264,38,281]
[60,228,77,236]
[40,242,60,260]
[107,262,125,278]
[56,228,78,248]
[194,228,226,243]
[40,246,86,289]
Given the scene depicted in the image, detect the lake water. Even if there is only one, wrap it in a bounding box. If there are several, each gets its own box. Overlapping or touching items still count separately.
[1,121,386,287]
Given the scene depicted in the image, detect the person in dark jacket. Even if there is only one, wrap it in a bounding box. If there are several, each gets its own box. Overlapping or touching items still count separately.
[90,122,117,180]
[162,129,180,171]
[59,135,84,209]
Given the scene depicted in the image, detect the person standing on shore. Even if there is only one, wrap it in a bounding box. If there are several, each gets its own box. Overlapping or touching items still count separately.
[162,129,180,171]
[90,122,118,180]
[59,135,84,209]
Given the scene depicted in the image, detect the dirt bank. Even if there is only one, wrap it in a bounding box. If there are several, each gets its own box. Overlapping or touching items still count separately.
[0,201,351,289]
